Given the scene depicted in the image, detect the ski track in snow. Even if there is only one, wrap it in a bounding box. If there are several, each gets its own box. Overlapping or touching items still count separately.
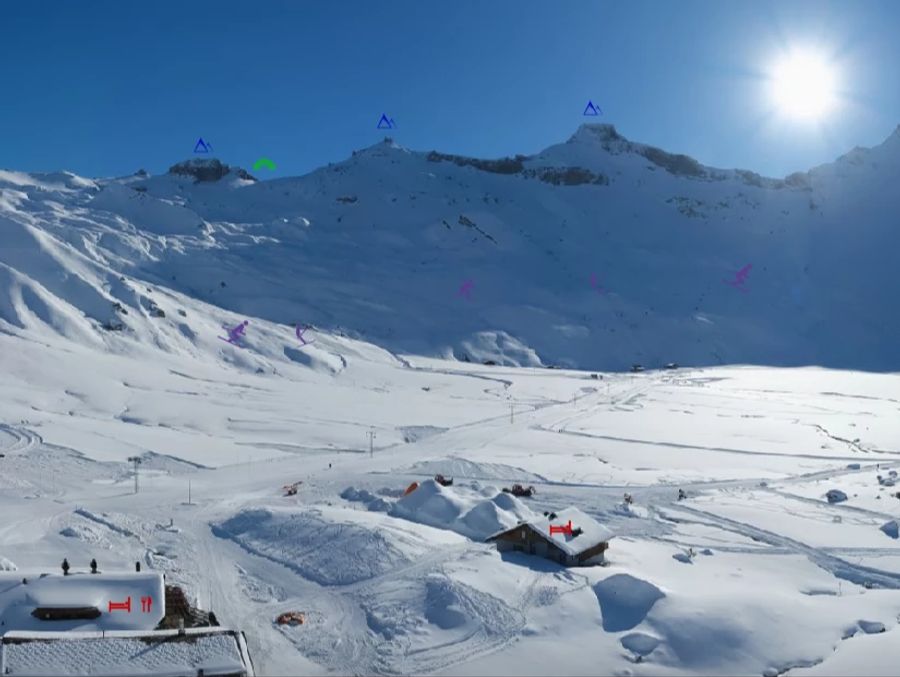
[1,364,900,675]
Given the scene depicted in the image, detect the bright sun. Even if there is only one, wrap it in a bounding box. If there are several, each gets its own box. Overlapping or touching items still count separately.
[769,49,837,121]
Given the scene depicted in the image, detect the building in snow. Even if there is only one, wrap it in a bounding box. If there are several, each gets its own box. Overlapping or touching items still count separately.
[0,628,255,676]
[0,571,166,633]
[485,507,614,566]
[0,570,253,676]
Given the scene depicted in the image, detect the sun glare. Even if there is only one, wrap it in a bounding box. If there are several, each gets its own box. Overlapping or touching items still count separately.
[769,49,837,122]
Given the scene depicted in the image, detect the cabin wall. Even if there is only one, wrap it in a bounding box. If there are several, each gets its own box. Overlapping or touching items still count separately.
[492,527,546,549]
[492,528,571,564]
[576,541,609,565]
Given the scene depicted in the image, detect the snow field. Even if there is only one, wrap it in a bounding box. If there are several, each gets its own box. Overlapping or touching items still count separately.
[1,327,899,675]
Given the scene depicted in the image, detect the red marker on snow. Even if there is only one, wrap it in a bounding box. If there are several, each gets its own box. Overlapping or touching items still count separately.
[549,520,573,536]
[108,596,132,613]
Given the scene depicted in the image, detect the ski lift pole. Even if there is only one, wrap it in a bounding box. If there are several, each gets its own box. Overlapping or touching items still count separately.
[127,456,142,494]
[368,429,376,458]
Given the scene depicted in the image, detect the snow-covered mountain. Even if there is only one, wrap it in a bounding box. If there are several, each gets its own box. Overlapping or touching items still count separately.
[2,125,900,677]
[1,123,898,372]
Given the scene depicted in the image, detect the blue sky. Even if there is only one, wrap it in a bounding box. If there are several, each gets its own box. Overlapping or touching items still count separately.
[1,0,898,179]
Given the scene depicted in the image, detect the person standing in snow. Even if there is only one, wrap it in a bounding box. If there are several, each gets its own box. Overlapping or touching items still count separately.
[90,558,98,574]
[61,558,70,575]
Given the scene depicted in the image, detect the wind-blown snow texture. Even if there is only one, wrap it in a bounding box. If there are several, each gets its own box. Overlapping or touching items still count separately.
[1,126,899,677]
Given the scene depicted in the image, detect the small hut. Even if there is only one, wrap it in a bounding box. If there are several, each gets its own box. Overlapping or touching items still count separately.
[486,507,614,566]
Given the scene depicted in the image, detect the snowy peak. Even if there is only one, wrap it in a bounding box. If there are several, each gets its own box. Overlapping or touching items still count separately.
[562,123,782,185]
[566,123,629,149]
[564,123,705,176]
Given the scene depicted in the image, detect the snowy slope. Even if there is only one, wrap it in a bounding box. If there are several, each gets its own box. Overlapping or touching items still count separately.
[2,124,899,372]
[1,357,898,676]
[1,126,899,677]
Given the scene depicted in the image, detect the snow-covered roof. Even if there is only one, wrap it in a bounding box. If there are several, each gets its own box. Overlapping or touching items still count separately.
[0,628,254,676]
[0,572,165,633]
[488,507,615,557]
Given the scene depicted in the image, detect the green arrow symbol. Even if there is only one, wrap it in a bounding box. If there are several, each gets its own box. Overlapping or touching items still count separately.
[253,157,276,171]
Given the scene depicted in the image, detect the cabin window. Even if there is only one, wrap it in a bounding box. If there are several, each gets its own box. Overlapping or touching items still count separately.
[521,529,526,538]
[31,607,101,621]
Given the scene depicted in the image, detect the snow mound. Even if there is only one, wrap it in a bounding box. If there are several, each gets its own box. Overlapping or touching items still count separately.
[59,523,109,546]
[826,489,848,504]
[406,457,546,482]
[859,620,886,634]
[398,425,448,443]
[0,557,17,571]
[340,486,393,512]
[621,632,662,657]
[390,480,468,525]
[880,520,899,539]
[282,345,345,375]
[212,507,436,586]
[612,502,650,519]
[424,576,470,630]
[459,331,543,367]
[594,574,666,632]
[389,479,536,540]
[341,486,378,503]
[367,498,392,512]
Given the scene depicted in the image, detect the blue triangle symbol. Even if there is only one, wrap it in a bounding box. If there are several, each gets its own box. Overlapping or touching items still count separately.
[583,101,601,116]
[377,114,395,130]
[194,138,212,153]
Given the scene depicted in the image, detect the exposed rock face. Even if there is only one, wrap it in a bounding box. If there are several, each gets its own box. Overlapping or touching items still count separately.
[426,151,526,175]
[523,166,609,186]
[167,159,256,183]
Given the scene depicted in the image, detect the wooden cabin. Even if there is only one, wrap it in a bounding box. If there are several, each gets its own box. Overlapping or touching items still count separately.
[486,507,614,567]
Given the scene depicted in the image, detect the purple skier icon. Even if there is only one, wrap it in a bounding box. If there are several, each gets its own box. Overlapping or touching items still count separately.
[458,280,474,300]
[219,320,249,346]
[724,264,752,292]
[295,324,315,345]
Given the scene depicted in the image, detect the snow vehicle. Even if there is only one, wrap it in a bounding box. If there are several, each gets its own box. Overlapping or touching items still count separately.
[503,484,536,498]
[434,474,453,487]
[283,481,302,496]
[631,364,644,372]
[665,362,679,369]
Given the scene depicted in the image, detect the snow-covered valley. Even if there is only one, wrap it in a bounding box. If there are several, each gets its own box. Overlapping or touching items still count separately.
[1,124,899,675]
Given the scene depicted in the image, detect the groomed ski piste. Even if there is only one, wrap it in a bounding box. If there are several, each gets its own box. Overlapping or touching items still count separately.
[1,123,899,675]
[2,355,900,675]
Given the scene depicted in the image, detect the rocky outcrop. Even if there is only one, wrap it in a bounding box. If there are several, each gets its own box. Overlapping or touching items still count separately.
[167,159,256,183]
[426,151,526,175]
